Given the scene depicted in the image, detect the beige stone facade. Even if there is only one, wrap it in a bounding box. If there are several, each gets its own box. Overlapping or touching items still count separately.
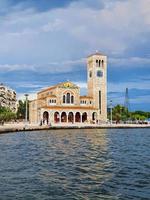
[29,52,107,125]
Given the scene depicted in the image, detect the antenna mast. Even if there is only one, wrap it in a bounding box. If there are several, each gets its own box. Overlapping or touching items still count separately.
[124,88,130,111]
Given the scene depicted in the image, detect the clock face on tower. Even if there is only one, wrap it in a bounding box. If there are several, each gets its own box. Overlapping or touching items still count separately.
[97,70,103,77]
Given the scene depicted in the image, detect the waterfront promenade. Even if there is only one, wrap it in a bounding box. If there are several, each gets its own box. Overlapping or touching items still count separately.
[0,122,150,134]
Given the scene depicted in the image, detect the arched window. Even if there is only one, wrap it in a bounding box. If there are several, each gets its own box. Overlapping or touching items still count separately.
[54,112,60,123]
[61,112,67,122]
[71,95,74,104]
[75,112,81,122]
[82,112,87,123]
[43,111,49,124]
[92,112,97,121]
[99,60,101,67]
[96,59,99,67]
[63,95,65,103]
[89,71,92,78]
[102,60,104,67]
[66,93,70,103]
[68,112,74,123]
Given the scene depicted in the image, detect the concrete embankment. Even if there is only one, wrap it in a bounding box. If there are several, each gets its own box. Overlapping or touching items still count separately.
[0,123,150,134]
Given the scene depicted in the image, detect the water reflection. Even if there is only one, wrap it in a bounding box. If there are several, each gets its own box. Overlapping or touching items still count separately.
[0,129,149,200]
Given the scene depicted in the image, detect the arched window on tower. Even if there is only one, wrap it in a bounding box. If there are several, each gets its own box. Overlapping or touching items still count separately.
[96,59,99,67]
[66,93,70,104]
[99,60,101,67]
[89,71,92,78]
[102,60,104,67]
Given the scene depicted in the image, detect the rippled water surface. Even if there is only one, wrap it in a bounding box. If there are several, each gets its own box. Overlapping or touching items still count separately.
[0,129,150,200]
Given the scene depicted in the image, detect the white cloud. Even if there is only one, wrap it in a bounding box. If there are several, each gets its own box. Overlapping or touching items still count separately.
[108,79,150,93]
[109,56,150,67]
[74,81,87,89]
[0,0,149,67]
[0,58,85,73]
[17,92,37,101]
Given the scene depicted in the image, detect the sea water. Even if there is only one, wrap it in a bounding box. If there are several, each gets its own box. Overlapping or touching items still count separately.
[0,129,149,200]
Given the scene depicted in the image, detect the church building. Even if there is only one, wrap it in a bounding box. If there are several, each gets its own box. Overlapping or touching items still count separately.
[29,52,107,124]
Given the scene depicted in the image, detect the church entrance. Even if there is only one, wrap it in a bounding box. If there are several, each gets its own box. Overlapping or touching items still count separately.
[68,112,74,123]
[75,112,81,122]
[82,112,87,123]
[43,111,49,125]
[54,112,60,123]
[61,112,67,122]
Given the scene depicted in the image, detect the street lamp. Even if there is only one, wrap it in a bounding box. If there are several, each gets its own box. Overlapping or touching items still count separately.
[25,94,29,128]
[110,100,113,125]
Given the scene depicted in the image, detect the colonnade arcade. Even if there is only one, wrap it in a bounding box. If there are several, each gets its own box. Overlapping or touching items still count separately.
[54,111,88,123]
[42,111,97,124]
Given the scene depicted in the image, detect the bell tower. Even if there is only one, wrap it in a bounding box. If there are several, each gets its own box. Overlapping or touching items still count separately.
[87,52,107,122]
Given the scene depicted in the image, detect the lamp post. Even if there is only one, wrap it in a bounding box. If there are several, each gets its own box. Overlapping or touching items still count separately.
[110,100,113,125]
[25,94,29,128]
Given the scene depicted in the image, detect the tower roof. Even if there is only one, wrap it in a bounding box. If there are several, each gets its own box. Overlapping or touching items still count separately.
[87,52,106,58]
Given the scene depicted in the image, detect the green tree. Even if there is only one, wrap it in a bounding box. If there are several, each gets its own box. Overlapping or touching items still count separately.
[109,104,129,122]
[0,107,16,123]
[17,100,29,120]
[107,104,149,122]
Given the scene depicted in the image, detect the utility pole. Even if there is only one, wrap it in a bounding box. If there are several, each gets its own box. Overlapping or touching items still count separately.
[25,94,29,128]
[124,88,130,121]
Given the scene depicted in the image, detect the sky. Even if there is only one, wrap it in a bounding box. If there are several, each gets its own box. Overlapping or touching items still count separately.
[0,0,150,111]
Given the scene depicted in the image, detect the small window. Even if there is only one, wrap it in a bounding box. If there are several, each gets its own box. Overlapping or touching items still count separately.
[96,59,99,67]
[50,99,51,103]
[97,70,103,77]
[90,101,92,104]
[63,95,65,103]
[89,71,92,78]
[71,95,74,104]
[99,60,101,67]
[102,60,104,67]
[66,93,70,104]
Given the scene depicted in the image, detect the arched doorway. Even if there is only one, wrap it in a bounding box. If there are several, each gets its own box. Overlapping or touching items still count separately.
[61,112,67,122]
[82,112,87,123]
[54,112,60,123]
[43,111,49,125]
[75,112,81,122]
[68,112,74,123]
[92,112,97,121]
